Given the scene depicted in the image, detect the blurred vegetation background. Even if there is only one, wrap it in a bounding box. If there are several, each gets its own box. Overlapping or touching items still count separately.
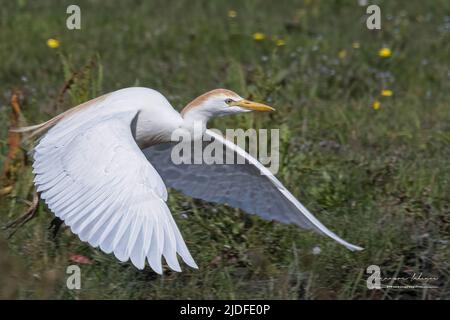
[0,0,449,299]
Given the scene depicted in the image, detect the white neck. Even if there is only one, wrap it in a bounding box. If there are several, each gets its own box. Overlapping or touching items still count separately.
[180,117,206,140]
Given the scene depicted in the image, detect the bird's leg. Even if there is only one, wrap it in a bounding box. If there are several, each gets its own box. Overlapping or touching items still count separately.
[48,217,64,239]
[4,192,39,239]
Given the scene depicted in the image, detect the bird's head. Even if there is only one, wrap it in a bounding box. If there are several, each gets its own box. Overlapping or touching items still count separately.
[181,89,274,121]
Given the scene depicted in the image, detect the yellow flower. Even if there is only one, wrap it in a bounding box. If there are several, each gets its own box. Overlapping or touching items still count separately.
[352,42,360,49]
[381,89,393,97]
[253,32,265,41]
[378,47,392,58]
[373,100,381,110]
[338,49,347,59]
[46,38,60,49]
[275,39,286,47]
[228,10,237,18]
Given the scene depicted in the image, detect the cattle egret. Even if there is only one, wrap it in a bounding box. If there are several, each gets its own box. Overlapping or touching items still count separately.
[13,87,362,273]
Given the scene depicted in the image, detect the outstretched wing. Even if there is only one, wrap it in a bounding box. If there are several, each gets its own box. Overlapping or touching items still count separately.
[144,129,362,251]
[33,111,197,273]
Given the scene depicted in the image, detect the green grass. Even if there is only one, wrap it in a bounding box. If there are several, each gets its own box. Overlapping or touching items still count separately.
[0,0,449,299]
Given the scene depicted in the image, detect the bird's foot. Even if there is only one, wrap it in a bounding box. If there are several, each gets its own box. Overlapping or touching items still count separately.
[3,192,39,239]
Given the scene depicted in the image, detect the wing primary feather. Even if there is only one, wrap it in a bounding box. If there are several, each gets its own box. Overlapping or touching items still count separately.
[147,224,163,274]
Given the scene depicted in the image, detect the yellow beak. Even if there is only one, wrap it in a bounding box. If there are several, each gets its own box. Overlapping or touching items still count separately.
[234,99,275,112]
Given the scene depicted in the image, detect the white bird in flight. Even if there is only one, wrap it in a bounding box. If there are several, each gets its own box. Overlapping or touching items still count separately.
[15,87,362,274]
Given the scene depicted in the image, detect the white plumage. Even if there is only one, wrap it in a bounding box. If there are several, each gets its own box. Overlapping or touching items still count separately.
[19,87,362,274]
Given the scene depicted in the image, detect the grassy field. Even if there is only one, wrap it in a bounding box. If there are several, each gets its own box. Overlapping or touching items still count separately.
[0,0,449,299]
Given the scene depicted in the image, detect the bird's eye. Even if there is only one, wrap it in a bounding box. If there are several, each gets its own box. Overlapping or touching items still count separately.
[225,98,234,105]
